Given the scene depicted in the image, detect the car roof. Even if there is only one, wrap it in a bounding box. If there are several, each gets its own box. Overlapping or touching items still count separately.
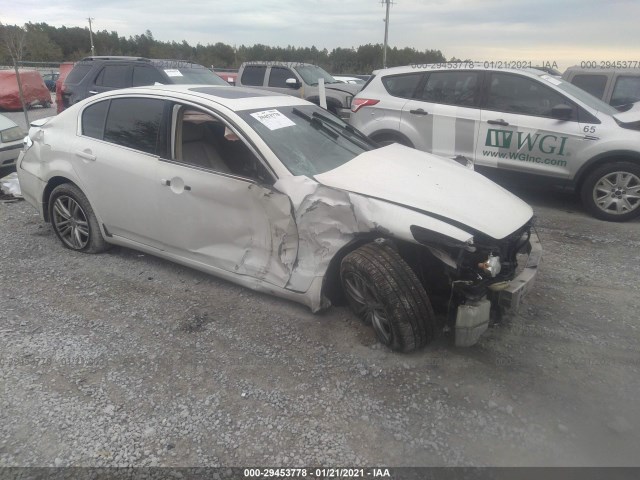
[88,84,311,111]
[371,64,547,79]
[0,113,18,130]
[241,61,314,68]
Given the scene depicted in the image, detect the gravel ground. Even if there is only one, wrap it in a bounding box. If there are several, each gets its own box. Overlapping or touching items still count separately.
[1,104,639,468]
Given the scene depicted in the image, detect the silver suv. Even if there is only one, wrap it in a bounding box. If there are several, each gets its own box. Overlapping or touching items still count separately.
[350,65,640,222]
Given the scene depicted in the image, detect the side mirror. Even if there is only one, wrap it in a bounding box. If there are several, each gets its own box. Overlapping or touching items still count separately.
[551,104,573,120]
[285,78,301,89]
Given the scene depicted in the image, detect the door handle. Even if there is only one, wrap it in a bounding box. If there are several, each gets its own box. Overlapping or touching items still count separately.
[161,179,171,186]
[409,108,429,116]
[488,119,509,126]
[75,149,96,161]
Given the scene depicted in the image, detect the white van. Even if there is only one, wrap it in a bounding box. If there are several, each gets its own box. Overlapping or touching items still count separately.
[351,65,640,222]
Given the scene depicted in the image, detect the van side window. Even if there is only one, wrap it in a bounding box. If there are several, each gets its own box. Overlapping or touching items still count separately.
[418,71,479,107]
[486,73,575,119]
[241,66,267,86]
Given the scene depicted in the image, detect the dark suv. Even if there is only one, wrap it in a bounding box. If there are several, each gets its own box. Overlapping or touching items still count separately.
[60,56,228,111]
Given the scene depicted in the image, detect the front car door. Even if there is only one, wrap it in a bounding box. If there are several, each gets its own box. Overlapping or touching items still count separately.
[476,71,584,179]
[156,103,298,287]
[400,70,481,163]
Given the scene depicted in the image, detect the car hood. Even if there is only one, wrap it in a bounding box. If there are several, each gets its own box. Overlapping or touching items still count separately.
[314,144,533,240]
[325,83,362,95]
[612,101,640,124]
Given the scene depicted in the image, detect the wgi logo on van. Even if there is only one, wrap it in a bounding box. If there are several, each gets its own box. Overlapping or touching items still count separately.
[486,129,513,148]
[486,129,569,156]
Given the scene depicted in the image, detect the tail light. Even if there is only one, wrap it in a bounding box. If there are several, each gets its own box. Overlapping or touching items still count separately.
[351,98,379,113]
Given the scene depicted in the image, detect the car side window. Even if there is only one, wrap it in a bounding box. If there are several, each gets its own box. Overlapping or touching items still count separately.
[241,66,267,86]
[268,67,295,87]
[611,76,640,107]
[82,100,110,139]
[485,73,574,119]
[95,65,131,88]
[172,106,274,185]
[417,71,479,107]
[381,73,423,99]
[571,74,608,100]
[103,98,164,155]
[132,67,166,87]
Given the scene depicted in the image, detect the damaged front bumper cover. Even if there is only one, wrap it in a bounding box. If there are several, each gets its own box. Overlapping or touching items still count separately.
[455,229,542,347]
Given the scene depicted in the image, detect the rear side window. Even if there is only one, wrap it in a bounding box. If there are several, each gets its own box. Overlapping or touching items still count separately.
[571,74,608,100]
[64,64,92,85]
[381,73,423,98]
[269,67,295,87]
[241,66,267,86]
[418,71,479,107]
[611,76,640,107]
[82,100,110,139]
[103,98,164,155]
[133,67,166,87]
[95,65,130,88]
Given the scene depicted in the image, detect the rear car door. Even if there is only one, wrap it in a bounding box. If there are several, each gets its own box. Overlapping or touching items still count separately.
[88,63,132,97]
[400,70,481,162]
[155,103,298,287]
[76,97,165,248]
[477,72,584,178]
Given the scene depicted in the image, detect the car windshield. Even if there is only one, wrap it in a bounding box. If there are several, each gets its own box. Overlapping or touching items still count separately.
[541,75,619,115]
[239,105,374,176]
[168,66,228,85]
[294,65,340,86]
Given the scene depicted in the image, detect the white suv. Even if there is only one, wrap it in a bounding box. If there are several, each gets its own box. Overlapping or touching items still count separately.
[351,65,640,222]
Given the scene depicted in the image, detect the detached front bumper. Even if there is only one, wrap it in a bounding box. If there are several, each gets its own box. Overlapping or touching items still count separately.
[455,229,542,347]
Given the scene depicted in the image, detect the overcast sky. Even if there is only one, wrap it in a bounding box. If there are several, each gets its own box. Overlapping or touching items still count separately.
[2,0,637,69]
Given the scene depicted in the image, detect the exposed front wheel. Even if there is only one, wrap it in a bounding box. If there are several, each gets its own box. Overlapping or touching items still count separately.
[340,241,435,352]
[580,162,640,221]
[49,183,108,253]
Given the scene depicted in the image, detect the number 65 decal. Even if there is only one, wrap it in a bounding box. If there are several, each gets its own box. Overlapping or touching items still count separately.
[583,125,596,133]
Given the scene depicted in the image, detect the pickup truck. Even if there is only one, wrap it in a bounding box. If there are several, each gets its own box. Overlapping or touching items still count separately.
[236,61,362,122]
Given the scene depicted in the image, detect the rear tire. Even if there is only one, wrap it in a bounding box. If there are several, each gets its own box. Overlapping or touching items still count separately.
[49,183,108,253]
[340,240,435,352]
[580,162,640,221]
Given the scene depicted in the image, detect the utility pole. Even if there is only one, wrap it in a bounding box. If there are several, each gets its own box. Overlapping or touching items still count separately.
[87,17,95,56]
[382,0,393,68]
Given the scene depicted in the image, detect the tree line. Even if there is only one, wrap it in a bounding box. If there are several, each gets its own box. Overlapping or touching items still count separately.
[0,22,449,74]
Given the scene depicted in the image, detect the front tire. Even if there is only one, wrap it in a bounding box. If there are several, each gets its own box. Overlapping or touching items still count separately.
[340,241,435,352]
[49,183,108,253]
[580,162,640,221]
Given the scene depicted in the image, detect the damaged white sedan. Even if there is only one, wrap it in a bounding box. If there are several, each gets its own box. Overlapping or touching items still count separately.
[17,85,541,352]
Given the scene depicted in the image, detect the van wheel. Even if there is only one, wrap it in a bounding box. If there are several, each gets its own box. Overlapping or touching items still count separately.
[580,162,640,221]
[49,184,108,253]
[340,241,435,352]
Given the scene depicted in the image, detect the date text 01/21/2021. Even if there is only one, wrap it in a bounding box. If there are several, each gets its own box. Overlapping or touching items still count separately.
[243,467,391,478]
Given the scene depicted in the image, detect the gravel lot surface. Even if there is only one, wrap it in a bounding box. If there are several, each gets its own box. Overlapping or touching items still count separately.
[1,103,639,468]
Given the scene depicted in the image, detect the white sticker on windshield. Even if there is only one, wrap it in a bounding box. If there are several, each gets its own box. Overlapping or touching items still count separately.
[164,69,183,77]
[250,109,296,130]
[541,74,561,86]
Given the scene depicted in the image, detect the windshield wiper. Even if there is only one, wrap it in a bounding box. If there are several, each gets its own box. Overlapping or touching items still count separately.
[310,111,376,149]
[292,108,338,139]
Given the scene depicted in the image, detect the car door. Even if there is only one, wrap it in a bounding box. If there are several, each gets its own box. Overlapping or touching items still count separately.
[400,70,481,162]
[75,96,165,248]
[88,64,132,97]
[476,72,584,178]
[155,103,298,287]
[266,66,303,97]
